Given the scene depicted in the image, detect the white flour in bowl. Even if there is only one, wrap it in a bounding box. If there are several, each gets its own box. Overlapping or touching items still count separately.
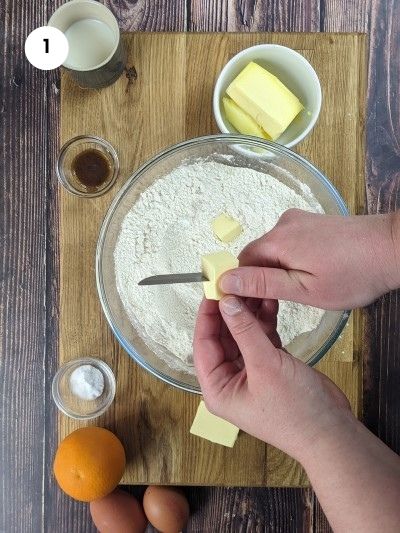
[114,160,324,374]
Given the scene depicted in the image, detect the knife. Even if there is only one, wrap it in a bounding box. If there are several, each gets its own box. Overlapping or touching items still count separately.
[138,272,208,286]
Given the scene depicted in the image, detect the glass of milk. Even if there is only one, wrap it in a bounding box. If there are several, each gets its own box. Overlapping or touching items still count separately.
[48,0,125,89]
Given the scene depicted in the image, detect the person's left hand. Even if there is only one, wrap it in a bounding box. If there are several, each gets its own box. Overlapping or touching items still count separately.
[193,296,352,462]
[206,296,282,367]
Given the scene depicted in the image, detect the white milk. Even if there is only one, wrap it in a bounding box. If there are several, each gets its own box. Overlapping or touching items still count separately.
[64,19,115,69]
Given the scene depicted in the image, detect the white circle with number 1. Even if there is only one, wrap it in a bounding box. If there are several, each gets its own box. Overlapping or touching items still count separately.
[25,26,69,70]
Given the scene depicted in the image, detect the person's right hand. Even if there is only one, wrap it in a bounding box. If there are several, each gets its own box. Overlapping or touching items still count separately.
[220,209,400,310]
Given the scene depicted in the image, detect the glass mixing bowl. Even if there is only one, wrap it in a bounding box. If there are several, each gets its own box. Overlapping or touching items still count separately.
[96,135,349,394]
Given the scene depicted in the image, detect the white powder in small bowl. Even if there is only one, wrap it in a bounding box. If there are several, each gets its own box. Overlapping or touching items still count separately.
[69,364,105,400]
[114,160,325,374]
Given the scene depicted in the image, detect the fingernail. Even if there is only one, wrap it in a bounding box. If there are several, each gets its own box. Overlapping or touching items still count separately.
[220,296,242,316]
[220,273,242,294]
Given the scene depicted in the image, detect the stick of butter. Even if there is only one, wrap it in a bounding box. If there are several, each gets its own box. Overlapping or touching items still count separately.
[202,250,239,300]
[190,401,239,447]
[212,213,242,243]
[222,96,271,140]
[226,61,304,141]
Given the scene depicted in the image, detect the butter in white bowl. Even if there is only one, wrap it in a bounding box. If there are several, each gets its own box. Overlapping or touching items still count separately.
[225,61,304,141]
[213,44,322,149]
[222,95,271,139]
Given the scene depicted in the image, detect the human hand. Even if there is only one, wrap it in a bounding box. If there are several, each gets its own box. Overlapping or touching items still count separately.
[219,209,400,310]
[193,296,353,462]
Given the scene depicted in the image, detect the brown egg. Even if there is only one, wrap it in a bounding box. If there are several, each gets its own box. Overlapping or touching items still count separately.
[143,486,189,533]
[90,489,147,533]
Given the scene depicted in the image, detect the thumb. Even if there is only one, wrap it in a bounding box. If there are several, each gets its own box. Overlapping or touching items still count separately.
[219,296,281,371]
[220,266,312,303]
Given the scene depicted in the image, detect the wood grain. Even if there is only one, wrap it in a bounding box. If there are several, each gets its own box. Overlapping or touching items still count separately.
[189,0,321,31]
[59,32,365,488]
[107,0,186,32]
[363,0,400,452]
[0,0,63,531]
[183,487,311,531]
[322,0,371,31]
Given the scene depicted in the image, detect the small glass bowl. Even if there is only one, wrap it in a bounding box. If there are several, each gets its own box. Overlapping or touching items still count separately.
[52,357,116,420]
[57,135,119,197]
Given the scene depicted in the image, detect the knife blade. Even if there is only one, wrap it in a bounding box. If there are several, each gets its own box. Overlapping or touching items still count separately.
[138,272,208,286]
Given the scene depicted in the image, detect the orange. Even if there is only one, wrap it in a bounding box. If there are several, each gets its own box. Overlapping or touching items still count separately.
[53,427,126,502]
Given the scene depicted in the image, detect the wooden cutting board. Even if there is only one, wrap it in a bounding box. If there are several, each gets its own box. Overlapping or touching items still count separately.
[59,32,366,486]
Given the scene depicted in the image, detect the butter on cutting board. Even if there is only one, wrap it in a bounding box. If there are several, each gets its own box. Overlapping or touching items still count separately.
[212,213,242,243]
[222,96,271,139]
[190,401,239,447]
[226,62,304,141]
[201,250,239,300]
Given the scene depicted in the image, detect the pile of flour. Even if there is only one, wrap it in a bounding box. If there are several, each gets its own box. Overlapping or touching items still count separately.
[114,160,324,374]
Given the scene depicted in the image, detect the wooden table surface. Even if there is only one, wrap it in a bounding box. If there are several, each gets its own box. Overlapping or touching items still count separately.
[1,1,399,531]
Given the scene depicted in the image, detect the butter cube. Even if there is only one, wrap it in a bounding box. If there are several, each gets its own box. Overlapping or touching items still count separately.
[226,62,304,140]
[190,401,239,447]
[212,213,242,243]
[202,251,239,300]
[222,96,271,140]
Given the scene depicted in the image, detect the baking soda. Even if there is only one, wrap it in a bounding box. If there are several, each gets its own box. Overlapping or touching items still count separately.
[69,364,104,400]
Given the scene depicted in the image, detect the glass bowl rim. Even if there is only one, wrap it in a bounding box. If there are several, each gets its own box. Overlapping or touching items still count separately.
[96,134,350,394]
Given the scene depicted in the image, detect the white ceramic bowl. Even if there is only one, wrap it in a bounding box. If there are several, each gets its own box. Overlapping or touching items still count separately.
[213,44,322,149]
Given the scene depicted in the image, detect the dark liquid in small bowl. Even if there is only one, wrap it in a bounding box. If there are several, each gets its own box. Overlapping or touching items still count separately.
[72,149,111,189]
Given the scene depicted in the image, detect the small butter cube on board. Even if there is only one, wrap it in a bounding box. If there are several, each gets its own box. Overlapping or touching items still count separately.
[222,96,271,140]
[212,213,242,243]
[202,251,239,300]
[226,61,304,141]
[190,401,239,447]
